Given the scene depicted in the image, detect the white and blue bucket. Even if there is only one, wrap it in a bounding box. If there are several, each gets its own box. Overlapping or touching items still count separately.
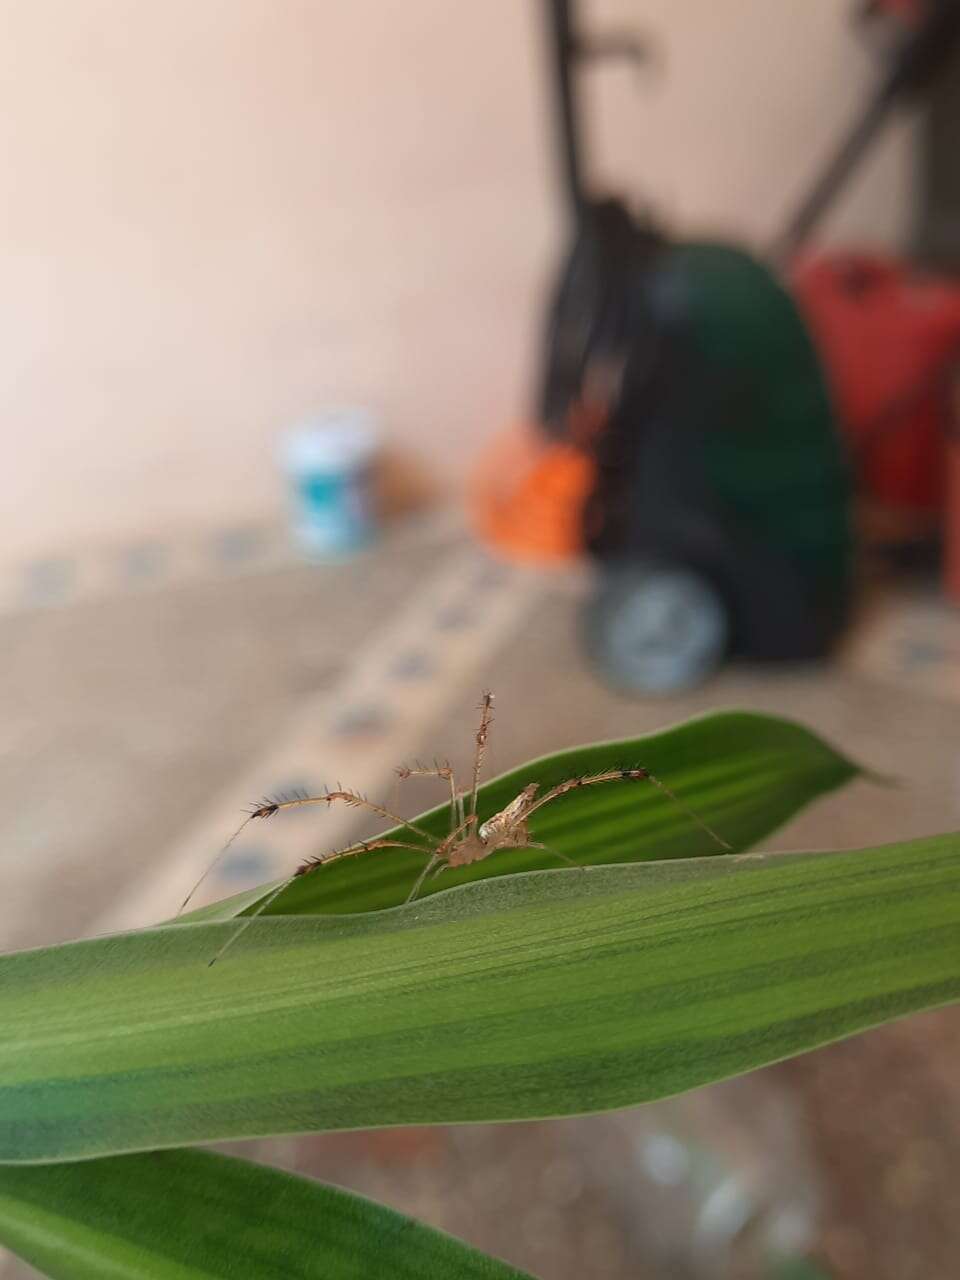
[280,409,380,557]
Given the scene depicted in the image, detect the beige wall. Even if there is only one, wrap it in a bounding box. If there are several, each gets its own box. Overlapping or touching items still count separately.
[1,1,915,558]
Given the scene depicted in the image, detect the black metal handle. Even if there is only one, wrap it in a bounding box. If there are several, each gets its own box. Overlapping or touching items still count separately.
[544,0,651,225]
[773,0,960,262]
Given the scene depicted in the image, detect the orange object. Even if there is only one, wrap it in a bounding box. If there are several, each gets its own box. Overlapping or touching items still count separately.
[471,424,595,562]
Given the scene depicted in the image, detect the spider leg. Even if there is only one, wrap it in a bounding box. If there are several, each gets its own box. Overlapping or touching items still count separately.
[206,876,295,968]
[406,853,442,903]
[248,790,435,843]
[208,837,435,967]
[296,837,434,875]
[526,841,585,871]
[177,809,260,916]
[396,760,460,836]
[523,769,730,850]
[469,690,495,819]
[181,788,435,920]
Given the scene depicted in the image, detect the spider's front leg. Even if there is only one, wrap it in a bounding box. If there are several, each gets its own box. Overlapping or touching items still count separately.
[207,837,436,967]
[396,761,461,835]
[523,768,729,850]
[469,691,495,819]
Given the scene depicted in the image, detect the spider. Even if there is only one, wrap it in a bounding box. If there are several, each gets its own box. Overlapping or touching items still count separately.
[189,692,728,966]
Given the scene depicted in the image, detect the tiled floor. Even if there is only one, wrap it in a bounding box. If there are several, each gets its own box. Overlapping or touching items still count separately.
[2,518,959,1278]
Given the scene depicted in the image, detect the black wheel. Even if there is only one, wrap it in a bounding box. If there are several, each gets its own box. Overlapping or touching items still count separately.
[585,563,729,693]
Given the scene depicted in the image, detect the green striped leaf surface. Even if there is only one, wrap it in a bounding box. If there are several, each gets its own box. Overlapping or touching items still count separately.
[0,1149,531,1279]
[2,833,957,1164]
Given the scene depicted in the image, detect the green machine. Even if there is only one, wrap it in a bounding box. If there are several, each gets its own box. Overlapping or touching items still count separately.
[538,4,851,692]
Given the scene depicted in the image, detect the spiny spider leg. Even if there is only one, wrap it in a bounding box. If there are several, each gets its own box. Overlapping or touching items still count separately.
[295,837,435,875]
[178,788,434,918]
[252,789,435,842]
[208,837,435,967]
[524,768,730,850]
[396,760,459,835]
[469,691,494,819]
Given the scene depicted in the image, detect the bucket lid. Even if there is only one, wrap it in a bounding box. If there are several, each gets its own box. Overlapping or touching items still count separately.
[281,409,380,472]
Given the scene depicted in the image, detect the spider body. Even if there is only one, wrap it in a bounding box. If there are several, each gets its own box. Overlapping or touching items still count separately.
[460,782,538,863]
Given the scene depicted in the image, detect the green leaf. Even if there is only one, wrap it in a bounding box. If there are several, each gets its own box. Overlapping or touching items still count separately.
[1,833,957,1164]
[0,1148,531,1279]
[181,710,862,921]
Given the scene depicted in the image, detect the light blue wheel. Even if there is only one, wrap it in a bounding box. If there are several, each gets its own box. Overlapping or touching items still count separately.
[587,564,729,693]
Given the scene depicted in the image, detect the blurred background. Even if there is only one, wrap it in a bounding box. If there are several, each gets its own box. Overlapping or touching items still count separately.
[2,1,960,1277]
